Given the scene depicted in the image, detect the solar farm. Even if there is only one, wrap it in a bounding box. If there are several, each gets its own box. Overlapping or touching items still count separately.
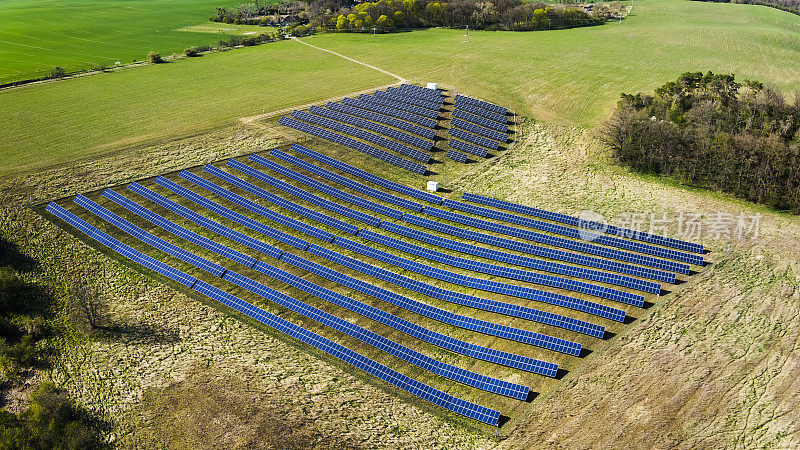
[41,83,705,429]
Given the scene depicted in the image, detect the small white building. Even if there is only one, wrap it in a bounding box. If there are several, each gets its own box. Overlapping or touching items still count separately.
[426,181,439,192]
[426,82,438,91]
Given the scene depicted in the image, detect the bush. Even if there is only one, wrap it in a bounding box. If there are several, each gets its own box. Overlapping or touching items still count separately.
[183,46,200,57]
[147,51,163,63]
[49,66,66,79]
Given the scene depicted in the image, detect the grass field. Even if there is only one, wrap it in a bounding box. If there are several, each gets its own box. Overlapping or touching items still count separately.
[0,0,271,84]
[0,40,394,177]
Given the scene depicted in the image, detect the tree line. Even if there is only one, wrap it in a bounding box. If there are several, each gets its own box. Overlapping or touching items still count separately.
[604,72,800,212]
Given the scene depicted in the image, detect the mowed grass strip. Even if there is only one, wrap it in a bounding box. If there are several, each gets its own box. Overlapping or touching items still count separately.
[0,40,395,177]
[305,0,800,126]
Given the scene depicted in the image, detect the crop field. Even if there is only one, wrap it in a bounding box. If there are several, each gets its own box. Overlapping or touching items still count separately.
[0,0,270,84]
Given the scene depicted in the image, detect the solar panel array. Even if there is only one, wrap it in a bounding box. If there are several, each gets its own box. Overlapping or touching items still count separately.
[455,94,508,116]
[451,118,507,143]
[446,149,468,163]
[453,108,509,133]
[443,199,702,266]
[449,138,488,158]
[376,89,443,111]
[309,106,434,151]
[278,116,427,175]
[454,101,507,124]
[358,94,440,119]
[462,192,705,254]
[291,110,431,163]
[46,203,501,425]
[396,84,443,101]
[449,127,500,151]
[327,102,436,139]
[340,98,438,128]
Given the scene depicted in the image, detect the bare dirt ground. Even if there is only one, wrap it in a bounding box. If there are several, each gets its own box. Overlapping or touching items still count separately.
[1,118,798,448]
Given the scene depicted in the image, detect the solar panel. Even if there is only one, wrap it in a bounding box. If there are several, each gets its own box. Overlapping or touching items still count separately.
[454,94,508,115]
[141,179,312,251]
[375,89,443,110]
[291,110,431,163]
[453,108,509,133]
[423,205,691,274]
[336,233,626,324]
[340,98,438,128]
[290,144,443,204]
[305,243,605,337]
[327,102,436,139]
[451,118,508,142]
[249,154,404,220]
[396,84,443,101]
[358,94,440,119]
[462,192,705,254]
[270,149,425,212]
[449,139,488,158]
[454,102,507,124]
[446,149,468,163]
[226,159,382,228]
[278,116,427,175]
[309,106,434,151]
[449,127,500,150]
[401,212,676,284]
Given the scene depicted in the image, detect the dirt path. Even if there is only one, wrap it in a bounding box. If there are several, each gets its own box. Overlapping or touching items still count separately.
[290,36,406,82]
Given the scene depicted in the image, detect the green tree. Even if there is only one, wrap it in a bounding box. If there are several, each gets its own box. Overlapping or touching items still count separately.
[336,14,348,29]
[376,14,393,27]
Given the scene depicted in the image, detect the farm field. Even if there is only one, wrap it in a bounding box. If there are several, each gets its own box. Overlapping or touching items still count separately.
[0,0,270,84]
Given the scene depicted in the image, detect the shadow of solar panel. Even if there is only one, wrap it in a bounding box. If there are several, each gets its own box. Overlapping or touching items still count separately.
[290,144,442,204]
[443,199,702,265]
[327,102,436,139]
[278,116,427,175]
[455,94,508,115]
[462,192,705,254]
[340,97,438,128]
[451,118,508,142]
[269,149,425,212]
[449,139,488,158]
[453,108,509,133]
[454,102,508,124]
[358,94,440,119]
[310,106,434,151]
[423,206,691,274]
[446,149,468,163]
[449,127,500,150]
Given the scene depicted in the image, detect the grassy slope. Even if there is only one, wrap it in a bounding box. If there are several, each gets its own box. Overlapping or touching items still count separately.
[0,0,267,83]
[0,40,394,177]
[306,0,800,125]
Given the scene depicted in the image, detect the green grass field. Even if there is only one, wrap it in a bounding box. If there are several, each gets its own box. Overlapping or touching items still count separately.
[0,0,271,84]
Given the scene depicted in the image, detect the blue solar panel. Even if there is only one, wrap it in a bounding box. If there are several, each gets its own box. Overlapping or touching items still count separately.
[270,149,425,212]
[449,127,500,150]
[226,159,382,228]
[291,110,431,163]
[396,84,443,101]
[376,88,443,110]
[454,102,508,124]
[462,192,705,254]
[446,149,468,163]
[141,179,311,251]
[201,165,361,235]
[340,98,438,128]
[454,94,508,115]
[290,144,443,204]
[336,233,626,324]
[278,116,428,175]
[423,205,691,275]
[249,154,404,220]
[358,94,440,119]
[453,108,509,133]
[401,212,676,284]
[449,138,488,158]
[444,199,702,265]
[309,106,434,151]
[327,102,437,139]
[451,118,508,142]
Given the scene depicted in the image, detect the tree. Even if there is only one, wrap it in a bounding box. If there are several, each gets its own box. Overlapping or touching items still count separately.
[394,10,405,25]
[147,51,163,63]
[69,278,107,331]
[49,67,66,79]
[336,14,349,29]
[376,14,393,27]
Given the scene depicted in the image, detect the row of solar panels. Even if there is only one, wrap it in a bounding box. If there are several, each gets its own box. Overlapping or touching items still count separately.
[450,127,500,151]
[45,203,503,425]
[396,83,443,101]
[377,88,443,111]
[450,138,488,158]
[278,116,427,175]
[453,108,508,133]
[454,101,508,125]
[451,118,507,143]
[358,94,440,120]
[446,149,468,163]
[203,162,629,322]
[285,144,683,282]
[455,94,508,116]
[248,154,660,295]
[328,102,436,139]
[341,97,438,128]
[309,106,434,152]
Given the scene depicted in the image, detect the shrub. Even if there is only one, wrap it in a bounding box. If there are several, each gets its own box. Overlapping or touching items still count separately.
[147,51,163,63]
[183,46,200,57]
[49,67,66,79]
